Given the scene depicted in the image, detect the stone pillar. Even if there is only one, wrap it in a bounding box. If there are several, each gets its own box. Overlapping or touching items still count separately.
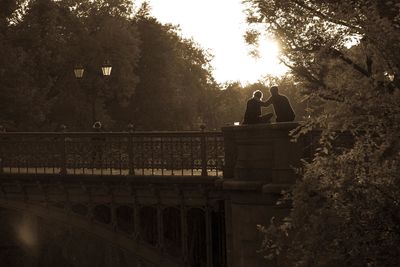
[222,127,237,179]
[221,123,305,267]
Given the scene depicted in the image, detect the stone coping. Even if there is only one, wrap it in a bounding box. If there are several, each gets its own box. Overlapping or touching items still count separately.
[222,179,265,191]
[222,122,301,132]
[222,180,293,193]
[0,173,223,185]
[262,183,292,194]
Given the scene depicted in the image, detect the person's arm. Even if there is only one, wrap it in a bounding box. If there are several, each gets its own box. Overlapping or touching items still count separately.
[261,97,272,107]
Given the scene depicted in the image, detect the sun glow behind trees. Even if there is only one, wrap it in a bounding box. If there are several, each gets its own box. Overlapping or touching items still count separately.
[135,0,288,84]
[254,37,287,77]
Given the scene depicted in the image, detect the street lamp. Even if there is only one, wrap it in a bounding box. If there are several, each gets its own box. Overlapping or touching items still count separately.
[73,61,112,79]
[73,60,112,124]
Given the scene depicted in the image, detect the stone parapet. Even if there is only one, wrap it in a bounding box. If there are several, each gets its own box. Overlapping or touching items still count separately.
[222,122,304,183]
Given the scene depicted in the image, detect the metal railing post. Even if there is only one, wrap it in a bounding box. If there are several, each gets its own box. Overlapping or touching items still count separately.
[127,123,135,175]
[59,125,67,175]
[0,125,5,174]
[200,124,208,176]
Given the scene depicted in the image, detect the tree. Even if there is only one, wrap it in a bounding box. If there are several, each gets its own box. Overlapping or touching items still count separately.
[0,0,141,130]
[0,0,55,130]
[245,0,400,266]
[123,5,219,130]
[215,82,248,125]
[47,0,140,130]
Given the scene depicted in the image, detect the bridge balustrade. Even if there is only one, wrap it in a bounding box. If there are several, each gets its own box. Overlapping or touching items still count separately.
[0,131,224,177]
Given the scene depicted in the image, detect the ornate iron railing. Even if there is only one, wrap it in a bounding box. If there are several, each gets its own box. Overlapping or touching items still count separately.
[0,131,224,177]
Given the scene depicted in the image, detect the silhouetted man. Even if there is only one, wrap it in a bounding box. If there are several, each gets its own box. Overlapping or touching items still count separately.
[264,86,295,122]
[242,90,273,124]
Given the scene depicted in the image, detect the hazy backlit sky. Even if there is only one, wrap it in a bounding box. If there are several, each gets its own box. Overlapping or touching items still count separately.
[135,0,287,84]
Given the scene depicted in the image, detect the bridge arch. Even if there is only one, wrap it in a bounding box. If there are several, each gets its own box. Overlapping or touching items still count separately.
[0,199,182,267]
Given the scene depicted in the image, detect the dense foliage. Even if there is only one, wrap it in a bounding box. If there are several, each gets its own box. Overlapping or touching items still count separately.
[0,0,221,131]
[245,0,400,266]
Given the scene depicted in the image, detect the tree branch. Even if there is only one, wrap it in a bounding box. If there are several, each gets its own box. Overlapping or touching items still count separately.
[366,55,372,76]
[328,48,371,77]
[281,60,345,102]
[290,0,363,33]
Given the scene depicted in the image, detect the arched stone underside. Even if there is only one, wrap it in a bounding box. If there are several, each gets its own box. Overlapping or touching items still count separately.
[0,174,224,266]
[0,199,182,267]
[0,198,182,267]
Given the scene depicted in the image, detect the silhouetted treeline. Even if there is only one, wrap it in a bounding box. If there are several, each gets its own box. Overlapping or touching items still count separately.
[0,0,221,131]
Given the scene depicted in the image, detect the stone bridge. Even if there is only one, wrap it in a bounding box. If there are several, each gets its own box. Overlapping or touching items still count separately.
[0,123,315,267]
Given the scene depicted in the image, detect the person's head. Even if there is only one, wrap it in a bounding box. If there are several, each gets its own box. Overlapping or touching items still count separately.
[253,90,263,99]
[93,121,102,129]
[270,86,279,96]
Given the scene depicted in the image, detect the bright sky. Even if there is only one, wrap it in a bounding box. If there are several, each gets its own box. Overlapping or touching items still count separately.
[135,0,287,84]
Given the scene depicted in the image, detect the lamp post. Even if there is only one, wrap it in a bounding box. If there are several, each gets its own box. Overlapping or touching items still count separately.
[73,61,112,124]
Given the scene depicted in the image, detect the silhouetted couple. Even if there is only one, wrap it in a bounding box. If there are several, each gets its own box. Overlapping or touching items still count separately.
[243,86,295,124]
